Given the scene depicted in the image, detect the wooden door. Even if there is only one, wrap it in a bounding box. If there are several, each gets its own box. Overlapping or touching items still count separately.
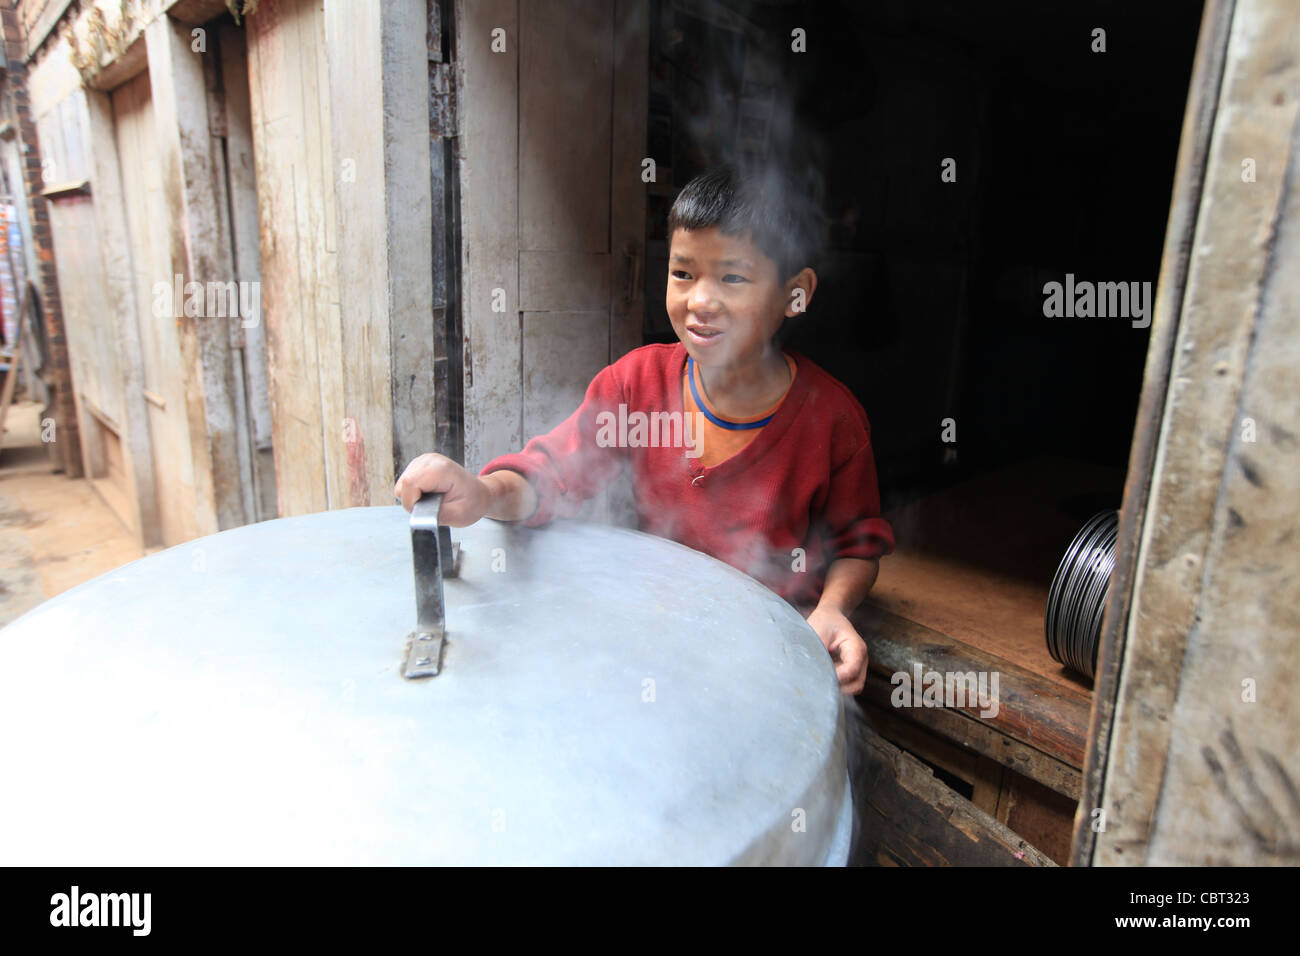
[245,0,343,518]
[112,70,201,546]
[458,0,647,474]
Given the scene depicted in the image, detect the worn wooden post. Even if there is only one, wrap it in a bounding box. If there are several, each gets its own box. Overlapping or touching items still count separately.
[82,87,163,546]
[217,20,276,521]
[611,0,649,365]
[323,0,430,504]
[454,0,520,473]
[1081,0,1300,866]
[145,13,245,532]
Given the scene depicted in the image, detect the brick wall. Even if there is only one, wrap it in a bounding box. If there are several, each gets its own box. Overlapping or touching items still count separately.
[1,0,81,475]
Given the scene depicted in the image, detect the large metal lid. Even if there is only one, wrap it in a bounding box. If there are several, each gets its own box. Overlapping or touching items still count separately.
[0,507,849,864]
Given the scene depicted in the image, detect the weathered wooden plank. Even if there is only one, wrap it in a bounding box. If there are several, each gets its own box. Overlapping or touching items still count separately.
[24,22,83,121]
[321,0,384,509]
[246,0,330,515]
[521,310,611,440]
[84,36,148,94]
[219,22,276,520]
[860,673,1083,800]
[56,95,87,181]
[202,47,257,528]
[518,0,611,254]
[970,755,1007,823]
[456,0,520,472]
[111,69,201,545]
[242,0,424,513]
[519,251,611,312]
[1094,0,1300,866]
[33,111,67,189]
[1073,0,1235,868]
[458,0,640,471]
[513,1,621,465]
[851,720,1055,867]
[854,603,1092,770]
[34,94,119,435]
[21,0,74,62]
[1114,39,1300,866]
[287,0,345,510]
[1005,773,1076,867]
[365,0,432,496]
[610,0,648,364]
[862,697,980,787]
[146,13,244,532]
[46,197,137,528]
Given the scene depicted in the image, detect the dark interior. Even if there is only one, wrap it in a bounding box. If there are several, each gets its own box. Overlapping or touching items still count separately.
[642,0,1204,682]
[644,0,1202,509]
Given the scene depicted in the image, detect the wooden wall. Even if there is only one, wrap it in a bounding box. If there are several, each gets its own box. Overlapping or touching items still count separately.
[457,0,647,475]
[27,55,158,540]
[114,66,211,543]
[22,0,437,534]
[26,2,266,545]
[1087,0,1300,866]
[245,0,342,516]
[247,0,433,515]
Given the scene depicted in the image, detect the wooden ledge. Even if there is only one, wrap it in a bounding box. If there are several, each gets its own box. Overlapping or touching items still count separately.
[853,602,1092,770]
[40,179,91,200]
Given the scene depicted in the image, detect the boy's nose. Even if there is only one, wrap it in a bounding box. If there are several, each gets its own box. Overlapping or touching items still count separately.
[687,283,722,313]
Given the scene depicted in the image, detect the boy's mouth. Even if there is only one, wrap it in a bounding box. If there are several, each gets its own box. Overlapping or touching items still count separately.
[686,324,724,345]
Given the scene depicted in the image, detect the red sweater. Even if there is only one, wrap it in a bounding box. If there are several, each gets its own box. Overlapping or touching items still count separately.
[481,343,894,606]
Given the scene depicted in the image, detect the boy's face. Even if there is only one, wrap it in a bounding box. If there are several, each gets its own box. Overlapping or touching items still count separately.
[666,227,796,371]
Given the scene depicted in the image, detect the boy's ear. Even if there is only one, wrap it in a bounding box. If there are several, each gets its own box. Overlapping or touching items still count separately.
[784,268,818,318]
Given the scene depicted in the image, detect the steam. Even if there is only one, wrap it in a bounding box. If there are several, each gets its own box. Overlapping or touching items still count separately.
[504,5,853,603]
[667,7,830,276]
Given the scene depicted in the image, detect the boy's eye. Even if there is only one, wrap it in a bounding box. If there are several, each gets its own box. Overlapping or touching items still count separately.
[722,274,749,284]
[671,270,692,280]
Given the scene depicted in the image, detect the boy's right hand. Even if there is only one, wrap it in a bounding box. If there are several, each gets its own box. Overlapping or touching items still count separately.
[394,453,490,527]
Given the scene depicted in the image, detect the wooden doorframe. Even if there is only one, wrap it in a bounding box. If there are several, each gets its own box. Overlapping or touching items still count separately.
[216,19,277,522]
[144,13,246,534]
[1070,0,1300,865]
[1070,0,1234,866]
[83,72,164,546]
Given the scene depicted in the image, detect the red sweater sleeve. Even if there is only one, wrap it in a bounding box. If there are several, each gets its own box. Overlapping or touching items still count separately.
[821,428,895,562]
[478,363,628,527]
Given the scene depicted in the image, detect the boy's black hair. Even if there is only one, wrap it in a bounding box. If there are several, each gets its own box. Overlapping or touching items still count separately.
[667,164,824,284]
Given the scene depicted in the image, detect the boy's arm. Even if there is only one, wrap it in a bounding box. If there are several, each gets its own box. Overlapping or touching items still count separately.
[807,423,893,695]
[396,358,627,524]
[815,556,879,616]
[479,362,629,526]
[806,557,878,696]
[395,452,534,525]
[481,469,539,522]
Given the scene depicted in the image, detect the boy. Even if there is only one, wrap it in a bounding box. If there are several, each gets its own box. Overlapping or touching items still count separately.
[395,165,894,694]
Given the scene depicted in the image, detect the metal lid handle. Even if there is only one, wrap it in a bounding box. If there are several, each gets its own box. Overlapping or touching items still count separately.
[403,492,457,679]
